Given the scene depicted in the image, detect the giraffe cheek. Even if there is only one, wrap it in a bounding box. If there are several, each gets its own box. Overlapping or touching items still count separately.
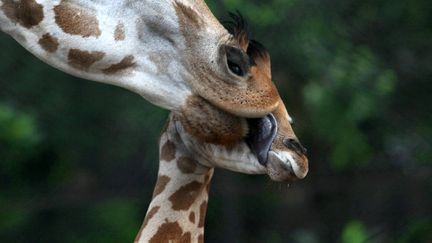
[180,95,247,146]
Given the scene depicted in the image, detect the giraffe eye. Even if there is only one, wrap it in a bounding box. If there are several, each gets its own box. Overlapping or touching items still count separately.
[228,60,244,76]
[224,45,249,77]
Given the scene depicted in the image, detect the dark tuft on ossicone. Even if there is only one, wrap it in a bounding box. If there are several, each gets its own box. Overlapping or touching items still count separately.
[223,12,269,65]
[223,11,249,50]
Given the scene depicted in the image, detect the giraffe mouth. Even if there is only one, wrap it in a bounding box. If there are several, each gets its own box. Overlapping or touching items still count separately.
[245,113,278,165]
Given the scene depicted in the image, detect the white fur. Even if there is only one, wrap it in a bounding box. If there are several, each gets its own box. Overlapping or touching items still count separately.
[269,151,306,179]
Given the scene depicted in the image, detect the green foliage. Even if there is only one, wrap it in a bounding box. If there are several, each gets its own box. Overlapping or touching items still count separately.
[341,220,368,243]
[0,199,31,232]
[82,199,140,243]
[303,46,396,170]
[0,104,41,172]
[222,0,296,26]
[397,219,432,243]
[0,104,40,147]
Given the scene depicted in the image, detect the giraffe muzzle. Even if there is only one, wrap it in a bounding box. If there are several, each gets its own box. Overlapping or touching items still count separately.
[245,113,309,181]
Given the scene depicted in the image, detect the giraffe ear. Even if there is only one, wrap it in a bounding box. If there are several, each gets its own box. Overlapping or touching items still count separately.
[0,0,225,111]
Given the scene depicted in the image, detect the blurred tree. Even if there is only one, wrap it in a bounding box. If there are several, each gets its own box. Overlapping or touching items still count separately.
[341,220,368,243]
[0,0,431,242]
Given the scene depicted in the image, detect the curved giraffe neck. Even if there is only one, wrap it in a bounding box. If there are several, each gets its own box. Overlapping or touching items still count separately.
[135,114,213,243]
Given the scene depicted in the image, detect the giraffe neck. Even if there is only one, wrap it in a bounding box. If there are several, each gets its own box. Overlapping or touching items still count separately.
[135,114,213,243]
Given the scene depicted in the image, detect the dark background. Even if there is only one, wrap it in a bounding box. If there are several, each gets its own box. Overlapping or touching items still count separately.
[0,0,431,242]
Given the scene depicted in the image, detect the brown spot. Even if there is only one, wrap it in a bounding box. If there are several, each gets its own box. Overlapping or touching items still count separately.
[189,212,195,224]
[38,33,59,53]
[149,221,191,243]
[198,201,208,228]
[152,175,171,198]
[114,22,125,41]
[102,55,136,74]
[135,206,160,241]
[54,1,101,37]
[160,140,176,161]
[1,0,44,28]
[68,49,104,71]
[177,156,197,174]
[169,181,204,211]
[198,234,204,243]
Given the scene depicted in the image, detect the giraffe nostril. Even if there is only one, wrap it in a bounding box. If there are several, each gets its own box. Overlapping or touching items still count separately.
[283,138,307,155]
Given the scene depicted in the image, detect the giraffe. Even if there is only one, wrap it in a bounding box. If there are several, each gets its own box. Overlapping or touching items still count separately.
[0,0,309,242]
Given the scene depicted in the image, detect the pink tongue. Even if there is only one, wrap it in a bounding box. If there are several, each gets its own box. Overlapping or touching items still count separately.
[245,113,278,165]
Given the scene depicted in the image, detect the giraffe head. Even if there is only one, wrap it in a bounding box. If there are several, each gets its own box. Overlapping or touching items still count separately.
[151,4,309,181]
[175,13,308,182]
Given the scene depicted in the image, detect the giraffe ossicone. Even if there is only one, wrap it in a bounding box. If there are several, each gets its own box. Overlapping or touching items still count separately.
[1,0,309,242]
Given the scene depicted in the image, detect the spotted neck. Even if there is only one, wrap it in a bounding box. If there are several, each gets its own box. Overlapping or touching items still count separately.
[0,0,227,111]
[135,114,213,243]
